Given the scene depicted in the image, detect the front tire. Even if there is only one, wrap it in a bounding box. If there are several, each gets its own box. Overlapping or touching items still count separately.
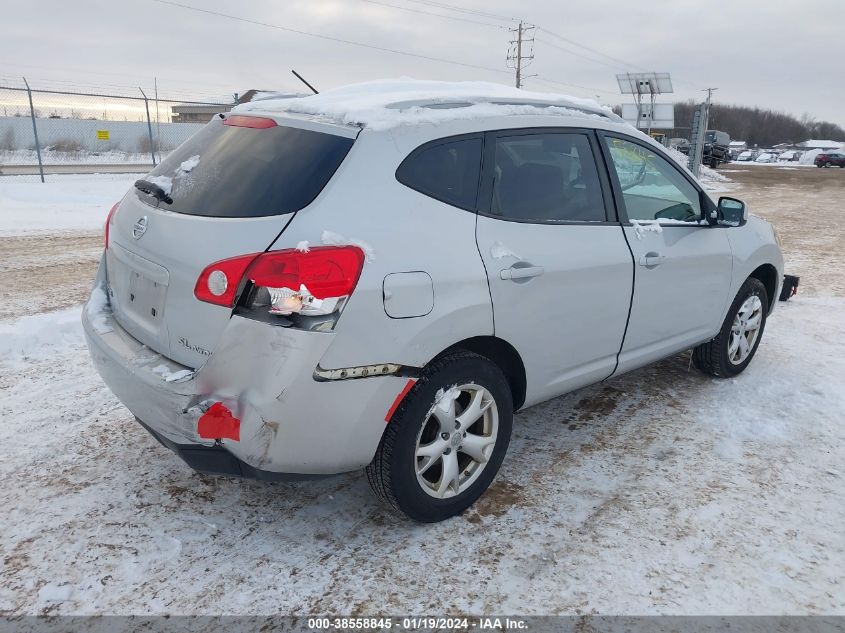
[366,351,513,522]
[693,278,768,378]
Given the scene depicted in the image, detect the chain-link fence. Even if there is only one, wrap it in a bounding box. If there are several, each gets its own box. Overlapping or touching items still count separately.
[0,80,232,182]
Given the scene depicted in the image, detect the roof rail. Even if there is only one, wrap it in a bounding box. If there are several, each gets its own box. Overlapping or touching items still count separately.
[384,96,613,120]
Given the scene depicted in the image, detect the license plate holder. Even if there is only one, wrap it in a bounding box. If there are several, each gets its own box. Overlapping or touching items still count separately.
[127,269,166,323]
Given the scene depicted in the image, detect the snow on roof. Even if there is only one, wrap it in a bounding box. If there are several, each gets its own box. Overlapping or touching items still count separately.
[233,78,622,131]
[798,139,844,149]
[729,141,747,146]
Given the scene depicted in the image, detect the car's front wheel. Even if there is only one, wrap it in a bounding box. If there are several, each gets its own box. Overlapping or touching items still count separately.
[693,277,768,378]
[366,351,513,522]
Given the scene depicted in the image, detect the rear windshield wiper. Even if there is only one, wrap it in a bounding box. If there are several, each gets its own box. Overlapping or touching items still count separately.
[134,179,173,204]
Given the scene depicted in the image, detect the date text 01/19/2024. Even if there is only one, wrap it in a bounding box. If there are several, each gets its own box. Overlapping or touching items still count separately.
[306,617,529,630]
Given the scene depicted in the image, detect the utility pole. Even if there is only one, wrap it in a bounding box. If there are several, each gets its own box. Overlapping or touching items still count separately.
[507,20,535,89]
[703,87,717,131]
[689,87,718,178]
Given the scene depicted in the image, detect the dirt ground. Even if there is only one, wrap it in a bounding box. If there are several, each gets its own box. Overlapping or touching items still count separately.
[1,165,843,615]
[717,164,845,297]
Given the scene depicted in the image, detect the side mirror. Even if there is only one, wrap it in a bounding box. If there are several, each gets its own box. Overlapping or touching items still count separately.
[717,196,748,227]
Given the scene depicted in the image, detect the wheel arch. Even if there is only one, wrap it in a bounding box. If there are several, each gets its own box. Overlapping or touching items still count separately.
[436,336,527,411]
[748,263,778,312]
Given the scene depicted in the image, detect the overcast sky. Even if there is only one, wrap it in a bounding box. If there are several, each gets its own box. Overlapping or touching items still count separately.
[2,0,844,127]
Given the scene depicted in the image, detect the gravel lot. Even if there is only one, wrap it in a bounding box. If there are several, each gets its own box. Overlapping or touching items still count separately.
[0,166,843,615]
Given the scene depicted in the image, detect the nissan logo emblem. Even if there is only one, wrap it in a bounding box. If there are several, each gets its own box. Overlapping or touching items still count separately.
[132,216,148,239]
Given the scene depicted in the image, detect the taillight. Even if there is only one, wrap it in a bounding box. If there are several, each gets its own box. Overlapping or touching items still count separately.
[194,246,365,319]
[104,202,119,249]
[223,115,277,129]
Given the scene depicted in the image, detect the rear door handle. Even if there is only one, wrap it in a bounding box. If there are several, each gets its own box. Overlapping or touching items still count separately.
[638,252,666,267]
[500,265,545,281]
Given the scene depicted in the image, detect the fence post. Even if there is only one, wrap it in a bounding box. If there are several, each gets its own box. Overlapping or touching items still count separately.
[22,77,45,183]
[139,87,157,166]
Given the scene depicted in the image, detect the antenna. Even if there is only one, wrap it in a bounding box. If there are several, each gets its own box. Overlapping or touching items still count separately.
[291,70,319,95]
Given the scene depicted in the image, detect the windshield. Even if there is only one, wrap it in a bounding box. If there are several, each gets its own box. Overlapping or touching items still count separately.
[139,117,354,218]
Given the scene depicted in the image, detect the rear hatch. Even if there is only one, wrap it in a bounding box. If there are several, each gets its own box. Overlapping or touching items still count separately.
[106,114,356,368]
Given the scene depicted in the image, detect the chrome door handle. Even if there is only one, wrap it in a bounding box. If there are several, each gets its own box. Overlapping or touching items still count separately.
[638,252,666,267]
[500,265,545,280]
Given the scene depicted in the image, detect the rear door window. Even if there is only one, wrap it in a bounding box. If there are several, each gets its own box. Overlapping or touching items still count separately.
[396,136,483,210]
[139,117,354,218]
[489,132,607,223]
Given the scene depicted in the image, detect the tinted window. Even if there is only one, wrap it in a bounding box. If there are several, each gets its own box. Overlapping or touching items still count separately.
[605,136,702,222]
[490,133,606,222]
[396,137,482,209]
[140,117,354,218]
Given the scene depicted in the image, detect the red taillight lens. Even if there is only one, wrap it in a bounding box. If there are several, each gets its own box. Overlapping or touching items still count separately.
[223,115,277,129]
[194,253,261,307]
[194,246,365,309]
[104,202,119,249]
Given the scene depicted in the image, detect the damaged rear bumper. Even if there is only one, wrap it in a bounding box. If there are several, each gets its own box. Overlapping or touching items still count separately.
[136,418,326,481]
[82,269,409,477]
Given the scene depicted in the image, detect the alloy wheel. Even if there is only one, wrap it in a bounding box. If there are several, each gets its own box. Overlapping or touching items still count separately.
[414,384,499,499]
[728,294,763,365]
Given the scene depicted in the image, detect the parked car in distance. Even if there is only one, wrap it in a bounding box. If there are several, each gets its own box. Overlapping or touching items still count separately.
[814,152,845,167]
[736,150,755,162]
[83,80,784,522]
[777,150,801,162]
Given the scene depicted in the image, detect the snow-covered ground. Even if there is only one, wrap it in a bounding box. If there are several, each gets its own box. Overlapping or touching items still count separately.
[0,174,139,235]
[1,168,844,615]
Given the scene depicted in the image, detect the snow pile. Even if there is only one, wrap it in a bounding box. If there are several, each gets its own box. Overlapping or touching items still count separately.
[0,174,137,236]
[799,149,824,165]
[490,242,521,260]
[85,285,113,335]
[146,175,173,196]
[0,306,82,368]
[151,364,194,383]
[236,78,616,131]
[321,229,375,262]
[177,155,200,174]
[630,219,664,239]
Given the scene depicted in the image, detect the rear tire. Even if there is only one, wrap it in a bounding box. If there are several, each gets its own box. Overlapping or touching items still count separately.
[693,278,768,378]
[366,351,513,522]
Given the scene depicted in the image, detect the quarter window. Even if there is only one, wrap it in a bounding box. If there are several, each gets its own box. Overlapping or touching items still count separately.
[490,133,606,223]
[605,136,702,222]
[396,137,482,210]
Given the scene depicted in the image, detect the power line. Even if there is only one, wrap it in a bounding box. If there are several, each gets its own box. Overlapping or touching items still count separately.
[528,75,616,96]
[399,0,517,22]
[537,27,648,73]
[147,0,513,77]
[359,0,507,29]
[534,38,628,72]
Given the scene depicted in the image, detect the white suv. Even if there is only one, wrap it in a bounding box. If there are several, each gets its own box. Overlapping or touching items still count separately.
[84,80,783,522]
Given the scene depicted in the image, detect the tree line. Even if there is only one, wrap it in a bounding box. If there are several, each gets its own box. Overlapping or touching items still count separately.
[668,101,845,147]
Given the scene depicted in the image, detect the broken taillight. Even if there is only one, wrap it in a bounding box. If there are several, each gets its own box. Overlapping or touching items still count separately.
[104,202,119,249]
[194,246,365,319]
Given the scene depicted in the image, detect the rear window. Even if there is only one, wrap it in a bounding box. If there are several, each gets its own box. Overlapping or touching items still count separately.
[140,117,354,217]
[396,136,482,210]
